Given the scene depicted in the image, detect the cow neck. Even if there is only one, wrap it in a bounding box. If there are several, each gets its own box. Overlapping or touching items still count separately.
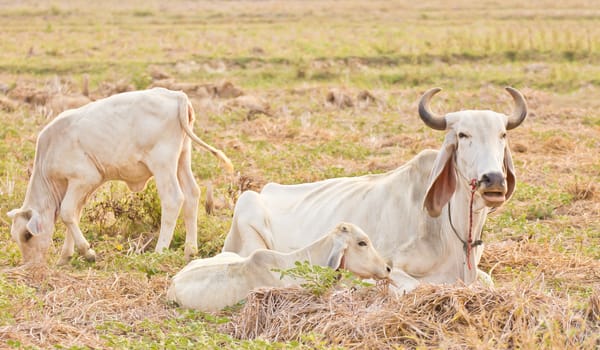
[284,233,334,268]
[447,176,487,283]
[23,167,62,223]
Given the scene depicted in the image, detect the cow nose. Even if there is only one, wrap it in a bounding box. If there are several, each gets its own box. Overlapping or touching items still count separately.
[480,172,505,188]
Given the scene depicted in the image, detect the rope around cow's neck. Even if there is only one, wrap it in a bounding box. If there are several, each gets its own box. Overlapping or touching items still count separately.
[448,178,482,271]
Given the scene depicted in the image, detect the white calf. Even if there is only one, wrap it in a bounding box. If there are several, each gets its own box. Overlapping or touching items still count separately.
[8,87,233,265]
[167,222,391,311]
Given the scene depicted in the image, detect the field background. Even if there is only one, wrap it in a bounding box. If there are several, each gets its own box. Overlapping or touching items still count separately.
[0,0,599,349]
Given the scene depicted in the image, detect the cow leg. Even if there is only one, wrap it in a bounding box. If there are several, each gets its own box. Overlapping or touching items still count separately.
[222,190,275,257]
[60,181,98,263]
[58,194,91,265]
[388,268,420,296]
[477,269,494,287]
[177,141,200,259]
[58,232,74,266]
[473,243,494,287]
[151,162,184,253]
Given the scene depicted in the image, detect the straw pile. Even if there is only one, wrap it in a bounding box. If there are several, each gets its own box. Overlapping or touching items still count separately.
[223,282,599,349]
[224,240,600,349]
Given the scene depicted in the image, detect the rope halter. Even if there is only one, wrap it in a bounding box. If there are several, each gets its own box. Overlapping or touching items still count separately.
[448,178,483,271]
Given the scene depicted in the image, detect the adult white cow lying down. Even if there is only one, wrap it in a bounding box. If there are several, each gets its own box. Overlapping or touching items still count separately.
[167,222,391,311]
[8,87,233,265]
[223,87,527,293]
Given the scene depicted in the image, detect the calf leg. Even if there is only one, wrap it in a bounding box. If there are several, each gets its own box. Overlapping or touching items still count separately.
[151,163,184,253]
[60,180,98,263]
[177,142,200,259]
[57,220,75,265]
[58,196,91,265]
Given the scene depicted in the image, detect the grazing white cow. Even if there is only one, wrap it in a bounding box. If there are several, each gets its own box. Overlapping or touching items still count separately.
[223,87,527,292]
[7,87,233,265]
[167,222,391,311]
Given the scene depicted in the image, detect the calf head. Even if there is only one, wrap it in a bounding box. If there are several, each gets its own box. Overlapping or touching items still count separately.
[327,222,391,280]
[420,87,527,217]
[7,208,51,264]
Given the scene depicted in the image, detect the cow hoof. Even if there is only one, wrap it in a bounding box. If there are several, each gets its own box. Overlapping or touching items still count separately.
[84,249,96,262]
[477,269,494,288]
[184,244,198,261]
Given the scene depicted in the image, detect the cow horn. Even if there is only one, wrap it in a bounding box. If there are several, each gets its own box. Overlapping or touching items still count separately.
[505,87,527,130]
[418,88,446,130]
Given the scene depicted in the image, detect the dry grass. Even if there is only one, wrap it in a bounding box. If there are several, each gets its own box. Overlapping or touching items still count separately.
[220,240,600,348]
[481,241,600,290]
[223,282,599,349]
[0,264,175,348]
[1,242,598,349]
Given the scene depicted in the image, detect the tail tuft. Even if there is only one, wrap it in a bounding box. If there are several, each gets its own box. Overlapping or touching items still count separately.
[216,150,234,174]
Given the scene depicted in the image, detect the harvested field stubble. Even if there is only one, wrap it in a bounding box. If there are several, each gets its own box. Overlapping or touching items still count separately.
[0,264,175,348]
[1,242,598,348]
[1,0,600,348]
[480,240,600,289]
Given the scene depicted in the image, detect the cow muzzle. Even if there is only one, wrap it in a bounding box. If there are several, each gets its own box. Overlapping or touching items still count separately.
[357,262,392,280]
[478,172,507,207]
[368,265,392,280]
[377,264,393,280]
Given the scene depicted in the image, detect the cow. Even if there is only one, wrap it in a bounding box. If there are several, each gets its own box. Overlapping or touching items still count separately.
[222,87,527,293]
[7,87,233,265]
[167,222,391,311]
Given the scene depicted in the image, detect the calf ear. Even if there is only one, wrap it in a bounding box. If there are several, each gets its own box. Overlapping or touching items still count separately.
[6,208,42,235]
[337,223,350,233]
[423,134,457,217]
[504,143,516,201]
[24,209,42,235]
[326,238,347,270]
[7,208,20,218]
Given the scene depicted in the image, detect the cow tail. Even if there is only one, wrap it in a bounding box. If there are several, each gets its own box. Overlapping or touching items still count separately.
[178,93,234,174]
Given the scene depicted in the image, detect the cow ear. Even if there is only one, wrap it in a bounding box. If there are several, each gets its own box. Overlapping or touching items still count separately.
[25,209,42,235]
[504,143,516,201]
[423,134,457,217]
[6,208,42,235]
[7,208,20,219]
[326,237,348,270]
[338,223,350,233]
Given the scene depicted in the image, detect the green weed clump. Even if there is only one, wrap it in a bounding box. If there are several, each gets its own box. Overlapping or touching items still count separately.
[274,260,372,297]
[81,182,162,246]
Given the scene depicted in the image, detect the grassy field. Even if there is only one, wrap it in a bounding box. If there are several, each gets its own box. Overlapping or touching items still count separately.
[0,1,599,348]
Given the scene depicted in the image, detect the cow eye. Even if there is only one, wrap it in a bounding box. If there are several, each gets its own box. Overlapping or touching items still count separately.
[458,132,469,139]
[501,132,507,139]
[358,241,367,247]
[22,230,33,242]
